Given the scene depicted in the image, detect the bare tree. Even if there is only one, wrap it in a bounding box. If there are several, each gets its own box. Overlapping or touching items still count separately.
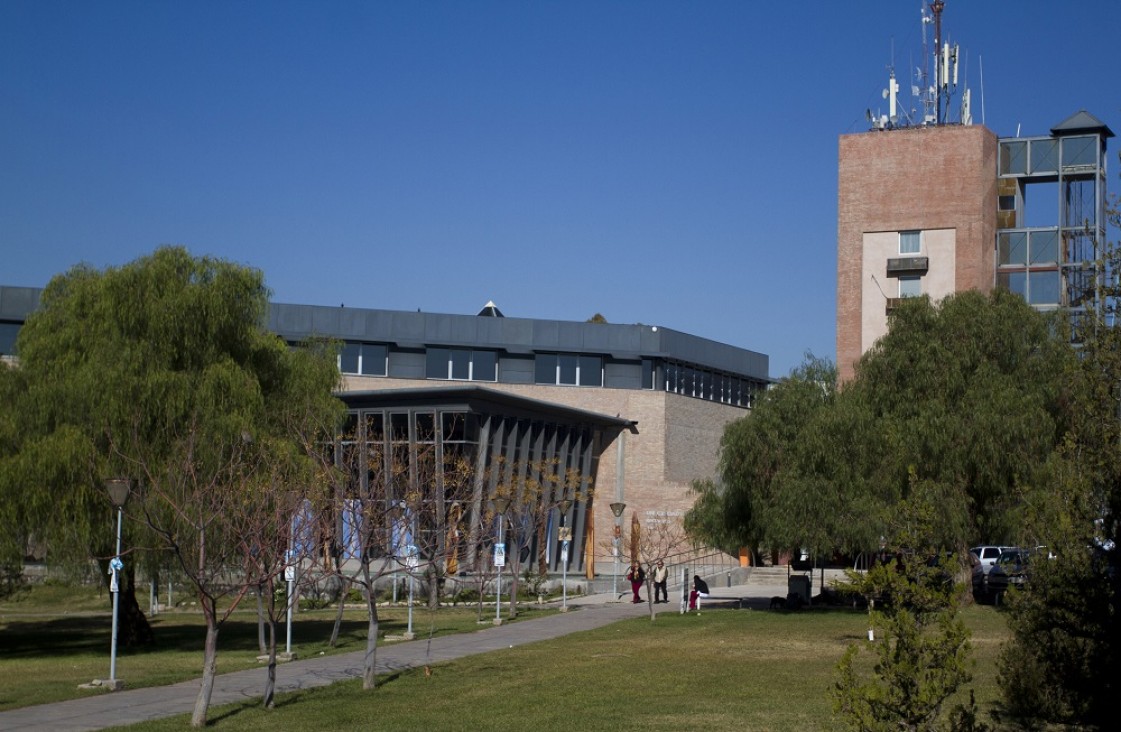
[609,511,693,620]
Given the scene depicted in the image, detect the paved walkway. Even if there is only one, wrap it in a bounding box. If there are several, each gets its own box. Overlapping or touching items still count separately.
[0,581,790,731]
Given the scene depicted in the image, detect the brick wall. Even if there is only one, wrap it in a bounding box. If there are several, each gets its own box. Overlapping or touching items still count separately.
[837,124,997,382]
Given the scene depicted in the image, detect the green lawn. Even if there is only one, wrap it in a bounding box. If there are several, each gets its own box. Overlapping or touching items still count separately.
[101,604,1011,732]
[0,583,548,711]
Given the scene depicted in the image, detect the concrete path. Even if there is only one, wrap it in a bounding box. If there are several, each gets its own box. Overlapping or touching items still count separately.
[0,581,790,731]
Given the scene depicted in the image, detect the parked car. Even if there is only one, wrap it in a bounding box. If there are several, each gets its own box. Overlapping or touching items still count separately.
[971,545,1015,575]
[987,548,1031,603]
[970,550,987,601]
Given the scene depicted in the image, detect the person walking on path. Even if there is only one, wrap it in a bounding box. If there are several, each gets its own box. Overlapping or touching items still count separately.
[626,561,646,603]
[652,560,668,603]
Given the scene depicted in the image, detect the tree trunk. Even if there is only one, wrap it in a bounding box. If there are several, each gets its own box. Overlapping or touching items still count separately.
[647,575,656,621]
[256,583,267,654]
[506,541,520,620]
[191,614,220,727]
[476,572,485,623]
[361,564,380,690]
[427,563,439,610]
[114,563,154,648]
[329,575,351,647]
[263,584,276,709]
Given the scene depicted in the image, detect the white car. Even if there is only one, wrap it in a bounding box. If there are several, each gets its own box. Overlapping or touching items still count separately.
[971,545,1015,575]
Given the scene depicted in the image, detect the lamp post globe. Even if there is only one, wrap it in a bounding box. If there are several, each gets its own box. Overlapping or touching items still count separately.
[608,502,626,599]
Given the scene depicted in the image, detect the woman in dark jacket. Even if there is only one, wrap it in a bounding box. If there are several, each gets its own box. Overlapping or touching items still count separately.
[626,562,646,603]
[688,575,709,610]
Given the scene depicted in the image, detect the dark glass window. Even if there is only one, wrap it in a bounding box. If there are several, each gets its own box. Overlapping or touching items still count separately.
[340,343,360,373]
[415,412,436,443]
[442,412,468,442]
[578,355,602,386]
[450,349,470,380]
[360,344,387,375]
[641,359,654,390]
[473,350,497,381]
[426,348,449,379]
[535,354,558,384]
[390,413,410,442]
[0,322,19,356]
[341,341,387,375]
[558,354,578,384]
[364,412,384,442]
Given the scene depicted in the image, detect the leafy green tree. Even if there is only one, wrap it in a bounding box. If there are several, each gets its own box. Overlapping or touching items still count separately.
[833,487,986,732]
[0,247,343,725]
[997,181,1121,725]
[997,454,1116,727]
[0,361,33,590]
[692,291,1075,564]
[685,353,837,556]
[844,289,1075,549]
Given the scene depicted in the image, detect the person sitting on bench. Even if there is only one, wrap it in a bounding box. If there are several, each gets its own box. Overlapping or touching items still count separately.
[688,575,709,610]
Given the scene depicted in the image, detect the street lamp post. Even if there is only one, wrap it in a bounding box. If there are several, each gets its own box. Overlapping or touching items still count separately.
[106,478,131,691]
[557,498,572,612]
[491,496,510,624]
[405,507,418,639]
[609,502,626,600]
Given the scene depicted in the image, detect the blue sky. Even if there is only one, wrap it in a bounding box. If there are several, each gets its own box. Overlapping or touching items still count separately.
[2,1,1118,377]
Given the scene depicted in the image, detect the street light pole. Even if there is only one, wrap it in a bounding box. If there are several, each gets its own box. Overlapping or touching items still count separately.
[609,502,626,600]
[557,498,572,612]
[492,496,510,624]
[406,508,418,639]
[105,478,131,691]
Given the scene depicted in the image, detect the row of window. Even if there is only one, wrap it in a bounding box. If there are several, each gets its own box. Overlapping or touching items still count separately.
[340,342,388,376]
[533,353,603,387]
[337,342,759,407]
[663,362,760,408]
[426,347,497,381]
[999,135,1100,177]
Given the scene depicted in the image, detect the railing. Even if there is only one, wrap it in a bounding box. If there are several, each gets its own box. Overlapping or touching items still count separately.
[658,546,741,594]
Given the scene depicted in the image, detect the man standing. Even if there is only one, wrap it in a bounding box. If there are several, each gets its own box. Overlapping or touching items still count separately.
[652,560,668,603]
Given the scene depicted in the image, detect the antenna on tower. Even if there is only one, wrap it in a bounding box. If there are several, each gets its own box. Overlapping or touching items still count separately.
[881,68,900,128]
[978,55,986,125]
[866,0,973,130]
[919,2,936,125]
[931,0,945,123]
